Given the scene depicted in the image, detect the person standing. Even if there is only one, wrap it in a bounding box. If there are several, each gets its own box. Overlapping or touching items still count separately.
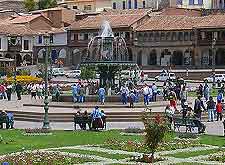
[129,90,136,108]
[72,84,78,103]
[194,96,204,120]
[140,71,144,83]
[168,90,177,111]
[152,83,157,102]
[216,100,223,121]
[98,87,105,105]
[79,85,85,103]
[31,83,37,99]
[203,83,210,101]
[143,84,150,106]
[6,83,12,101]
[180,85,188,108]
[15,83,22,100]
[206,96,215,122]
[120,85,128,104]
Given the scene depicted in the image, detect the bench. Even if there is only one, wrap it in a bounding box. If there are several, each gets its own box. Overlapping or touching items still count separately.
[74,116,107,130]
[173,117,199,133]
[0,116,10,129]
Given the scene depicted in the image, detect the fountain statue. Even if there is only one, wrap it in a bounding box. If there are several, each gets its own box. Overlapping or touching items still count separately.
[81,20,137,89]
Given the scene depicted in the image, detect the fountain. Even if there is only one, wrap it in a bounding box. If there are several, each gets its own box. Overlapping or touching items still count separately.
[82,20,137,89]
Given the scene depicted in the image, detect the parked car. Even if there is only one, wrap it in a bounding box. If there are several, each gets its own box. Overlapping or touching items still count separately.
[65,70,81,78]
[155,73,176,82]
[204,74,225,83]
[51,68,65,77]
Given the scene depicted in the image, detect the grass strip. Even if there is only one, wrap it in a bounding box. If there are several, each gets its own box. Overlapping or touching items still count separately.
[166,148,223,158]
[58,149,131,160]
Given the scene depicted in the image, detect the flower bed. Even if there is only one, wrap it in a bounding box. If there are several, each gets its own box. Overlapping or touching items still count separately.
[5,76,42,84]
[208,151,225,162]
[103,137,202,153]
[0,151,97,164]
[131,154,165,163]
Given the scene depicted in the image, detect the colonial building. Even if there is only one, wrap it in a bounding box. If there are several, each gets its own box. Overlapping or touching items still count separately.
[170,0,212,9]
[64,8,225,68]
[67,9,152,66]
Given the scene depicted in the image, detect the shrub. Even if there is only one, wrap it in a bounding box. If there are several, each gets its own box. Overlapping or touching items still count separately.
[123,127,144,134]
[142,113,169,162]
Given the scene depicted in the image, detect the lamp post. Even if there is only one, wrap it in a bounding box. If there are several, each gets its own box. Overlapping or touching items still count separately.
[212,38,216,88]
[42,33,50,129]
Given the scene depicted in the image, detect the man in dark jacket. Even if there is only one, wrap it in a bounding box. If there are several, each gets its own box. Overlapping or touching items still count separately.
[15,83,22,100]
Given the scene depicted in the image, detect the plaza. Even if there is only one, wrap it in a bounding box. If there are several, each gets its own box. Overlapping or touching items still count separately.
[1,1,225,164]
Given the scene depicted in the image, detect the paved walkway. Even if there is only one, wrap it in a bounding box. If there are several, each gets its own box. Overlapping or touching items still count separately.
[0,95,224,136]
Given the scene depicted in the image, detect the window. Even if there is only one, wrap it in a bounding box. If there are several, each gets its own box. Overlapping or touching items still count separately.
[149,33,153,41]
[178,32,183,40]
[74,33,78,40]
[50,35,53,43]
[84,5,92,10]
[177,0,183,5]
[184,32,189,40]
[134,0,137,9]
[0,38,2,49]
[113,2,116,9]
[73,6,78,9]
[38,36,42,44]
[122,1,126,9]
[160,33,165,41]
[84,33,88,40]
[128,0,131,9]
[154,32,160,41]
[166,32,171,40]
[143,1,146,8]
[125,32,130,39]
[24,40,29,50]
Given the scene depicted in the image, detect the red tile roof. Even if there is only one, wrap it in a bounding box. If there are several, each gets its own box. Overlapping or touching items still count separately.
[196,14,225,29]
[70,14,147,30]
[135,15,203,31]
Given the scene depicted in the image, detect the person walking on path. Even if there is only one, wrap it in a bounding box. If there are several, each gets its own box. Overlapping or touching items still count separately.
[30,83,37,99]
[216,100,223,121]
[15,83,22,100]
[98,87,105,105]
[79,85,85,103]
[206,96,215,122]
[5,83,12,101]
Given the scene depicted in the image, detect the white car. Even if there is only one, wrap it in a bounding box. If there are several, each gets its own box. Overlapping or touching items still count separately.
[65,70,81,78]
[51,68,65,77]
[204,74,225,83]
[155,73,176,82]
[120,70,148,80]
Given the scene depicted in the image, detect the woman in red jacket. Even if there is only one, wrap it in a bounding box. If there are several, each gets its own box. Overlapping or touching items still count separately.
[216,100,223,121]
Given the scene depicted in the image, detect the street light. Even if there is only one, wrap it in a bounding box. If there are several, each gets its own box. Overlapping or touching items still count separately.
[42,33,50,129]
[212,37,216,88]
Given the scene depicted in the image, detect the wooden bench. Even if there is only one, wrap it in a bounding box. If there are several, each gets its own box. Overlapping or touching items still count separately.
[74,116,107,130]
[173,117,199,133]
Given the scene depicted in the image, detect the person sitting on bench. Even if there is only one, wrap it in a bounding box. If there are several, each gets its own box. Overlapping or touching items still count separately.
[7,112,14,129]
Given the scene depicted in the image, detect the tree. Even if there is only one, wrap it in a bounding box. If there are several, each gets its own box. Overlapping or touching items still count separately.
[80,66,96,81]
[24,0,36,11]
[38,0,57,10]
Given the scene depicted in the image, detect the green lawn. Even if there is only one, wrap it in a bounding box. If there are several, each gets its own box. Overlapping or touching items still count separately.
[199,135,225,147]
[166,148,223,158]
[0,130,143,155]
[58,149,130,160]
